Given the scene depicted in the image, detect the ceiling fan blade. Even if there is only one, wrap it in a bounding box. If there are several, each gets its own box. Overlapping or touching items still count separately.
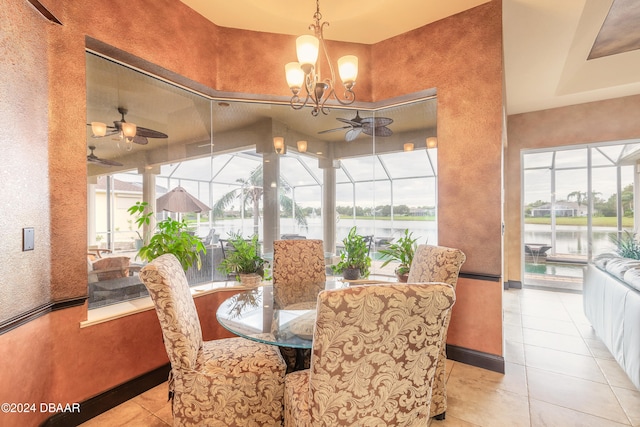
[362,126,393,137]
[87,146,123,167]
[87,155,123,167]
[337,117,361,127]
[361,116,393,127]
[318,125,351,134]
[345,128,362,142]
[133,135,149,145]
[136,126,168,139]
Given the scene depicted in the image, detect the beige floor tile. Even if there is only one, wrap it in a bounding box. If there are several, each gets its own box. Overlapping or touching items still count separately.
[584,337,615,360]
[576,323,600,341]
[504,322,524,343]
[520,302,572,322]
[503,310,522,326]
[596,358,639,390]
[529,398,631,427]
[432,413,482,426]
[153,401,174,425]
[524,344,607,383]
[132,383,171,413]
[446,377,530,427]
[611,386,640,426]
[527,367,630,424]
[504,339,525,365]
[448,361,528,397]
[78,400,157,427]
[522,328,591,356]
[521,314,580,336]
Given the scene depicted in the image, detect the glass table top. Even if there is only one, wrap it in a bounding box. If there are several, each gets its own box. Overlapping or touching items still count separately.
[216,281,349,349]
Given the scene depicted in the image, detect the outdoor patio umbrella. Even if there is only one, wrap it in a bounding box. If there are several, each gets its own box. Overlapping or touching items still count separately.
[156,186,210,213]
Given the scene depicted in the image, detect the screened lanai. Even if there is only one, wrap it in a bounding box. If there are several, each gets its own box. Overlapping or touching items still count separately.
[86,51,438,307]
[522,140,640,291]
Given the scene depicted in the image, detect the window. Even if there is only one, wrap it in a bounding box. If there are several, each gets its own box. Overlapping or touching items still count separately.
[86,52,438,308]
[522,141,640,291]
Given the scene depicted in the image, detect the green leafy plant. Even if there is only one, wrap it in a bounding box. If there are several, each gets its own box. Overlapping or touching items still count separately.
[378,229,419,277]
[610,230,640,260]
[217,232,266,279]
[127,202,206,271]
[332,226,371,278]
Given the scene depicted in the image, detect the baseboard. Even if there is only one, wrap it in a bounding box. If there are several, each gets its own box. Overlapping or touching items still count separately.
[505,280,522,290]
[0,297,86,336]
[446,344,505,374]
[41,363,171,427]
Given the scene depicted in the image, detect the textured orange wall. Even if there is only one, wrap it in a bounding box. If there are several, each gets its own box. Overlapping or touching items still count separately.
[372,2,504,275]
[0,0,505,424]
[372,1,504,354]
[0,291,238,426]
[505,94,640,283]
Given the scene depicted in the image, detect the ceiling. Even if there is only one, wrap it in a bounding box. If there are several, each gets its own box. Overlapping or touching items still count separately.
[87,0,640,169]
[181,0,640,115]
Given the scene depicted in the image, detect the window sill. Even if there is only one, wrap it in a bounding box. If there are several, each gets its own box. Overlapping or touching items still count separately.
[81,280,251,328]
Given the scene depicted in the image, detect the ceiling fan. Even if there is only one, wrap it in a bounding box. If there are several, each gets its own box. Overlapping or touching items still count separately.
[87,107,168,145]
[87,146,123,167]
[318,111,393,142]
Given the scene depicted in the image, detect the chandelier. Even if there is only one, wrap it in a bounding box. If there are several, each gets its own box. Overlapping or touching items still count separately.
[285,0,358,116]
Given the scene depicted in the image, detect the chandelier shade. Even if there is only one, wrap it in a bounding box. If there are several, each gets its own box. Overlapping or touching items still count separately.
[285,0,358,116]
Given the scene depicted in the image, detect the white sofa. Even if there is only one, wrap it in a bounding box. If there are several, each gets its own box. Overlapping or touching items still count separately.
[583,256,640,390]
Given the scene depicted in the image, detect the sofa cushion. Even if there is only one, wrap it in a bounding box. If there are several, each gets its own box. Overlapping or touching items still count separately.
[593,252,618,270]
[622,268,640,292]
[605,258,640,281]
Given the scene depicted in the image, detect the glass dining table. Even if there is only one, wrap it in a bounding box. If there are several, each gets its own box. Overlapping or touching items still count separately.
[216,281,350,370]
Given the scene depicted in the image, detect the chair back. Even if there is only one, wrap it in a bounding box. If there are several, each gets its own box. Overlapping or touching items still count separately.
[89,256,130,281]
[139,253,203,370]
[308,283,455,425]
[272,239,326,308]
[407,244,466,288]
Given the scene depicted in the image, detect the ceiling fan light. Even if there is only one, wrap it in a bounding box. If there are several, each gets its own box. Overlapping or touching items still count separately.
[297,140,308,153]
[296,35,319,71]
[338,55,358,87]
[426,136,438,148]
[273,136,285,154]
[91,121,107,137]
[121,122,137,138]
[285,62,304,92]
[404,142,415,152]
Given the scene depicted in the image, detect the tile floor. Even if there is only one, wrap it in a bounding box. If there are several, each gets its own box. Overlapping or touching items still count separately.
[80,287,640,427]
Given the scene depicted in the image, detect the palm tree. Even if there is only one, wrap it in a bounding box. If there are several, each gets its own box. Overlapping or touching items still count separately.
[211,165,308,235]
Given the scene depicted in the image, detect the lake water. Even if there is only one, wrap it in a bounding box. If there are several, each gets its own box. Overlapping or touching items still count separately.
[196,217,438,247]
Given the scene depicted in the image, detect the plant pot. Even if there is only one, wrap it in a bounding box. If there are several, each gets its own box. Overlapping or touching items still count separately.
[238,273,262,287]
[342,268,361,281]
[396,272,409,283]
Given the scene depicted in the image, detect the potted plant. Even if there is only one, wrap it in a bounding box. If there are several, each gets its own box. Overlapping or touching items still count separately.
[378,229,419,282]
[332,226,371,280]
[128,202,206,271]
[217,232,266,286]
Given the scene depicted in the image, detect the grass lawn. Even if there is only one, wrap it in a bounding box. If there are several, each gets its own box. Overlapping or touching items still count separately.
[524,217,633,227]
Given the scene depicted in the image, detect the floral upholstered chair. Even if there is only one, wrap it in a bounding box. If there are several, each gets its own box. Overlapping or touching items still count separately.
[139,254,287,427]
[284,283,456,426]
[407,244,466,421]
[272,239,326,371]
[272,239,326,308]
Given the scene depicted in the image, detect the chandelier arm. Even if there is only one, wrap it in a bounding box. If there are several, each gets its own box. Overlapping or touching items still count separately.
[332,87,356,106]
[290,94,309,110]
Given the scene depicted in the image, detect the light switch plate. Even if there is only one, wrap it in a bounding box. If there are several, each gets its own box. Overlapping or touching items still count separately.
[23,227,34,251]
